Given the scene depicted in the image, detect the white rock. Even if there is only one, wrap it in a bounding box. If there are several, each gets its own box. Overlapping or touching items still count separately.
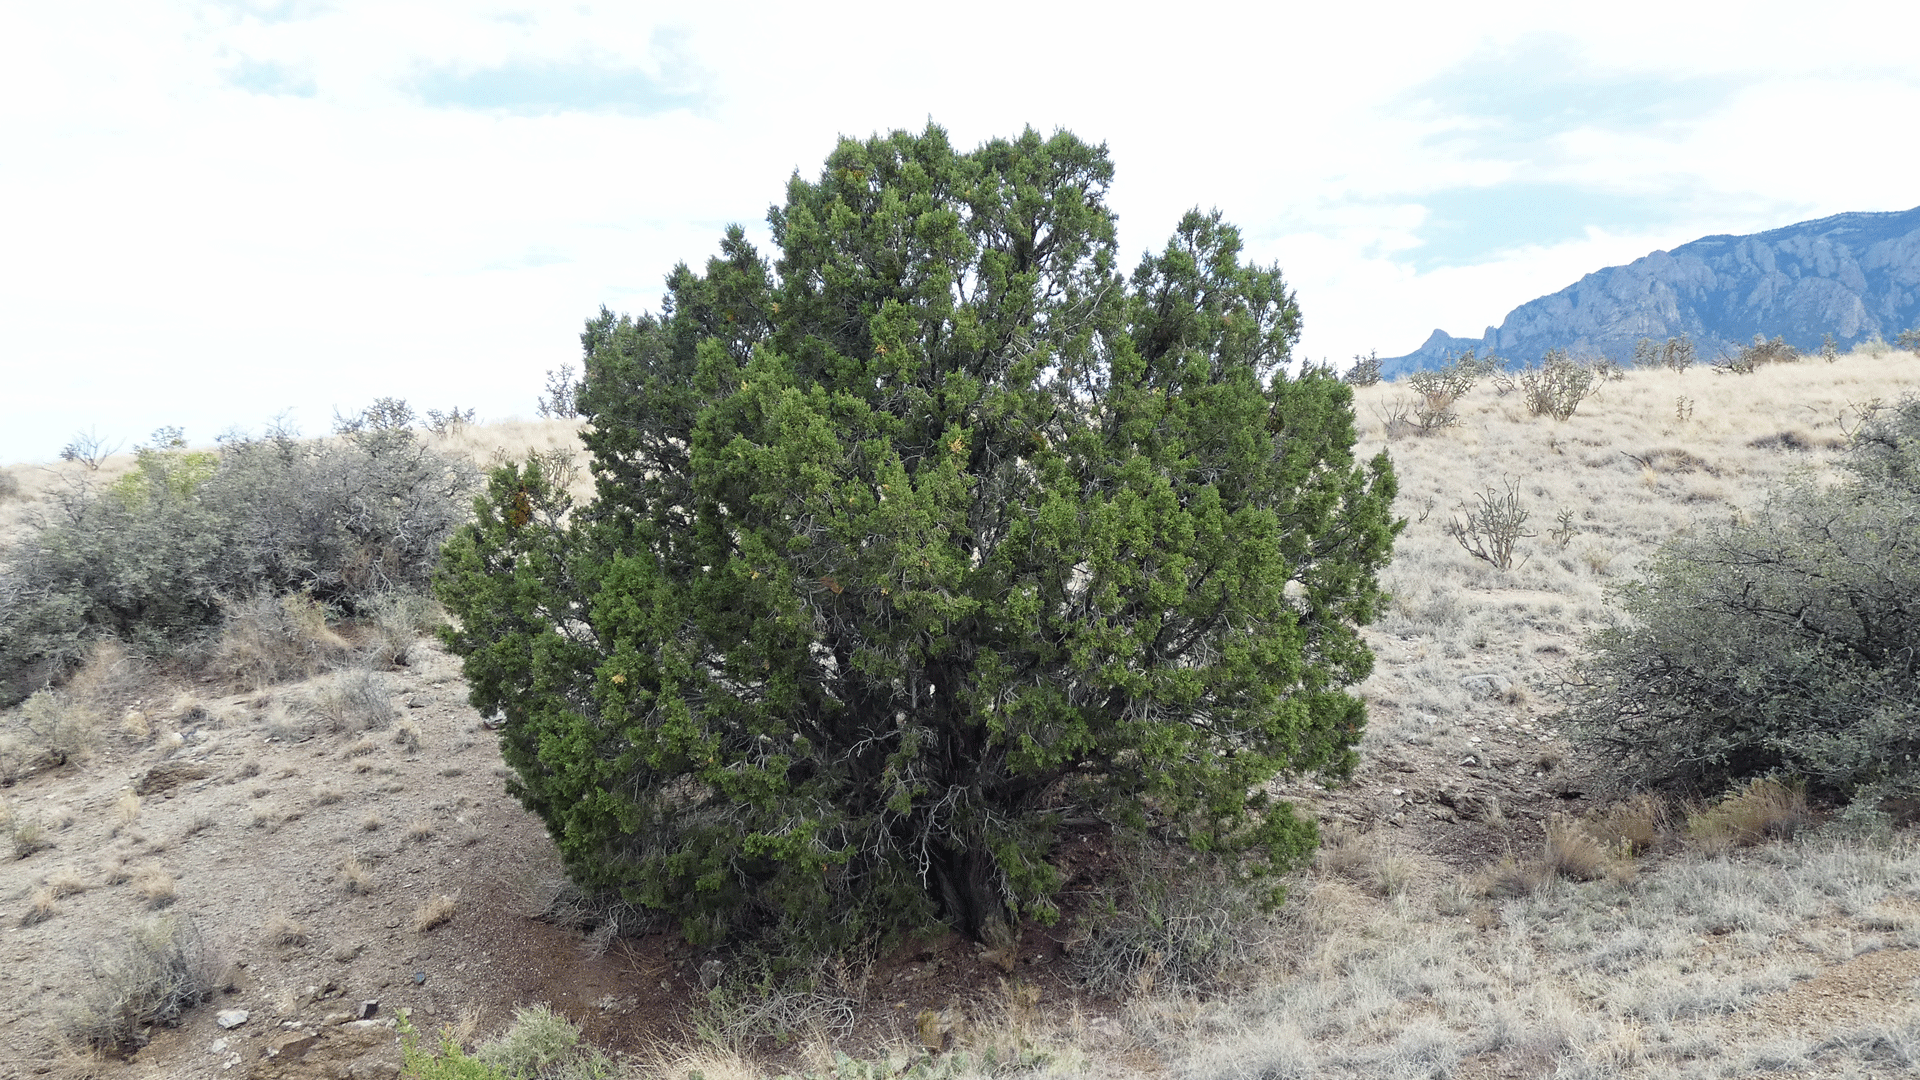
[216,1009,250,1029]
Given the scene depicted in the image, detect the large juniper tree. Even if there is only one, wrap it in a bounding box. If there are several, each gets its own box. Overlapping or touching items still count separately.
[435,125,1399,946]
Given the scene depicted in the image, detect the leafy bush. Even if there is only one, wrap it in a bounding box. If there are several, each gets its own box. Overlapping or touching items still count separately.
[61,916,215,1053]
[437,125,1400,950]
[0,410,474,704]
[1575,396,1920,796]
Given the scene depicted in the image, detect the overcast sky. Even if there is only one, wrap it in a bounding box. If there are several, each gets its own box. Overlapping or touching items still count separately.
[3,0,1915,463]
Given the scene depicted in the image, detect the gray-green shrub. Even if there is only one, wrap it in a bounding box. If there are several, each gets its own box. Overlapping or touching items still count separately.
[1575,395,1920,796]
[0,409,474,704]
[62,915,215,1052]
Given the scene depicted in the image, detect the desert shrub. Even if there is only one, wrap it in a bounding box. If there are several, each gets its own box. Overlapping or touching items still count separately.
[1716,334,1799,374]
[1575,395,1920,796]
[1517,350,1602,420]
[472,1004,613,1080]
[536,363,583,419]
[1897,327,1920,352]
[1404,350,1484,430]
[1446,478,1535,571]
[1344,350,1382,387]
[0,411,474,704]
[7,689,99,770]
[61,915,215,1053]
[312,666,395,732]
[438,126,1398,951]
[1070,842,1279,996]
[206,592,351,687]
[0,471,19,501]
[364,589,443,668]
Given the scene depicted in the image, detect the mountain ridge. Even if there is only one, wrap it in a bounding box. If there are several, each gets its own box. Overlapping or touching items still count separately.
[1381,205,1920,377]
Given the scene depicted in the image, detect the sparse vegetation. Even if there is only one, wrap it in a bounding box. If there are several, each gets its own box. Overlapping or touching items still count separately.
[1446,477,1535,571]
[1518,349,1604,420]
[1344,350,1382,387]
[60,916,214,1054]
[413,892,458,932]
[0,409,474,705]
[1576,394,1920,797]
[131,862,176,908]
[337,855,373,892]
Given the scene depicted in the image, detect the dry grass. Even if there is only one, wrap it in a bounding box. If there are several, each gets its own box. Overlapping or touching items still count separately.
[346,735,379,758]
[1543,815,1614,882]
[413,893,458,932]
[130,863,176,908]
[1586,793,1669,854]
[406,817,435,843]
[22,886,60,926]
[47,867,89,898]
[1687,778,1812,851]
[337,856,373,893]
[112,790,140,828]
[263,912,308,948]
[314,784,344,806]
[361,812,382,832]
[392,720,422,752]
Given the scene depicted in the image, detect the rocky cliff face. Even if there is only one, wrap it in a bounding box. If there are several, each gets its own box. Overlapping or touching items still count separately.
[1381,205,1920,377]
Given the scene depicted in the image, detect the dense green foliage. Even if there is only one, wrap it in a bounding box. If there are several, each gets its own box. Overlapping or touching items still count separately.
[0,406,473,703]
[436,125,1400,946]
[1577,395,1920,796]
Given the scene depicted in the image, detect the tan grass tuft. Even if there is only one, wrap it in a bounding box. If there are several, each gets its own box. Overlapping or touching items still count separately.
[263,912,309,947]
[406,818,435,843]
[1687,777,1811,849]
[48,867,89,898]
[113,790,141,828]
[131,863,176,908]
[337,856,373,893]
[1586,793,1668,854]
[412,893,458,932]
[22,886,59,925]
[1542,816,1611,882]
[361,812,382,832]
[315,784,344,806]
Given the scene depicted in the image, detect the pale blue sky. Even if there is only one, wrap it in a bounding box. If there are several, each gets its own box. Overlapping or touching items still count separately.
[2,0,1915,463]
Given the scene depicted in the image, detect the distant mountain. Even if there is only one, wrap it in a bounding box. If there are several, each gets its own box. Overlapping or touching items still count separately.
[1380,205,1920,378]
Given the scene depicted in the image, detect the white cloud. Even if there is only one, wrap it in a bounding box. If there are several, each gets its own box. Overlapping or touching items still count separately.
[2,1,1917,461]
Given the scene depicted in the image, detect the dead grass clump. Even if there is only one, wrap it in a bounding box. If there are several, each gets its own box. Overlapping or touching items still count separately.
[263,913,309,948]
[131,863,176,908]
[261,700,312,743]
[1585,793,1668,854]
[64,639,146,711]
[1542,816,1615,882]
[315,784,344,806]
[312,667,395,733]
[413,893,458,932]
[345,735,379,758]
[207,593,351,688]
[392,720,422,752]
[10,814,51,859]
[361,812,382,832]
[1472,855,1551,898]
[9,690,101,772]
[365,590,443,669]
[1687,777,1812,850]
[61,915,214,1053]
[48,867,89,898]
[23,886,60,925]
[119,710,152,743]
[337,856,374,893]
[113,790,141,828]
[406,817,435,843]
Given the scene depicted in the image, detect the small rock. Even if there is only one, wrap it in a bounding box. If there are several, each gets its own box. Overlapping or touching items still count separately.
[1459,673,1512,699]
[209,1038,229,1054]
[358,1000,379,1020]
[216,1009,250,1030]
[412,971,427,985]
